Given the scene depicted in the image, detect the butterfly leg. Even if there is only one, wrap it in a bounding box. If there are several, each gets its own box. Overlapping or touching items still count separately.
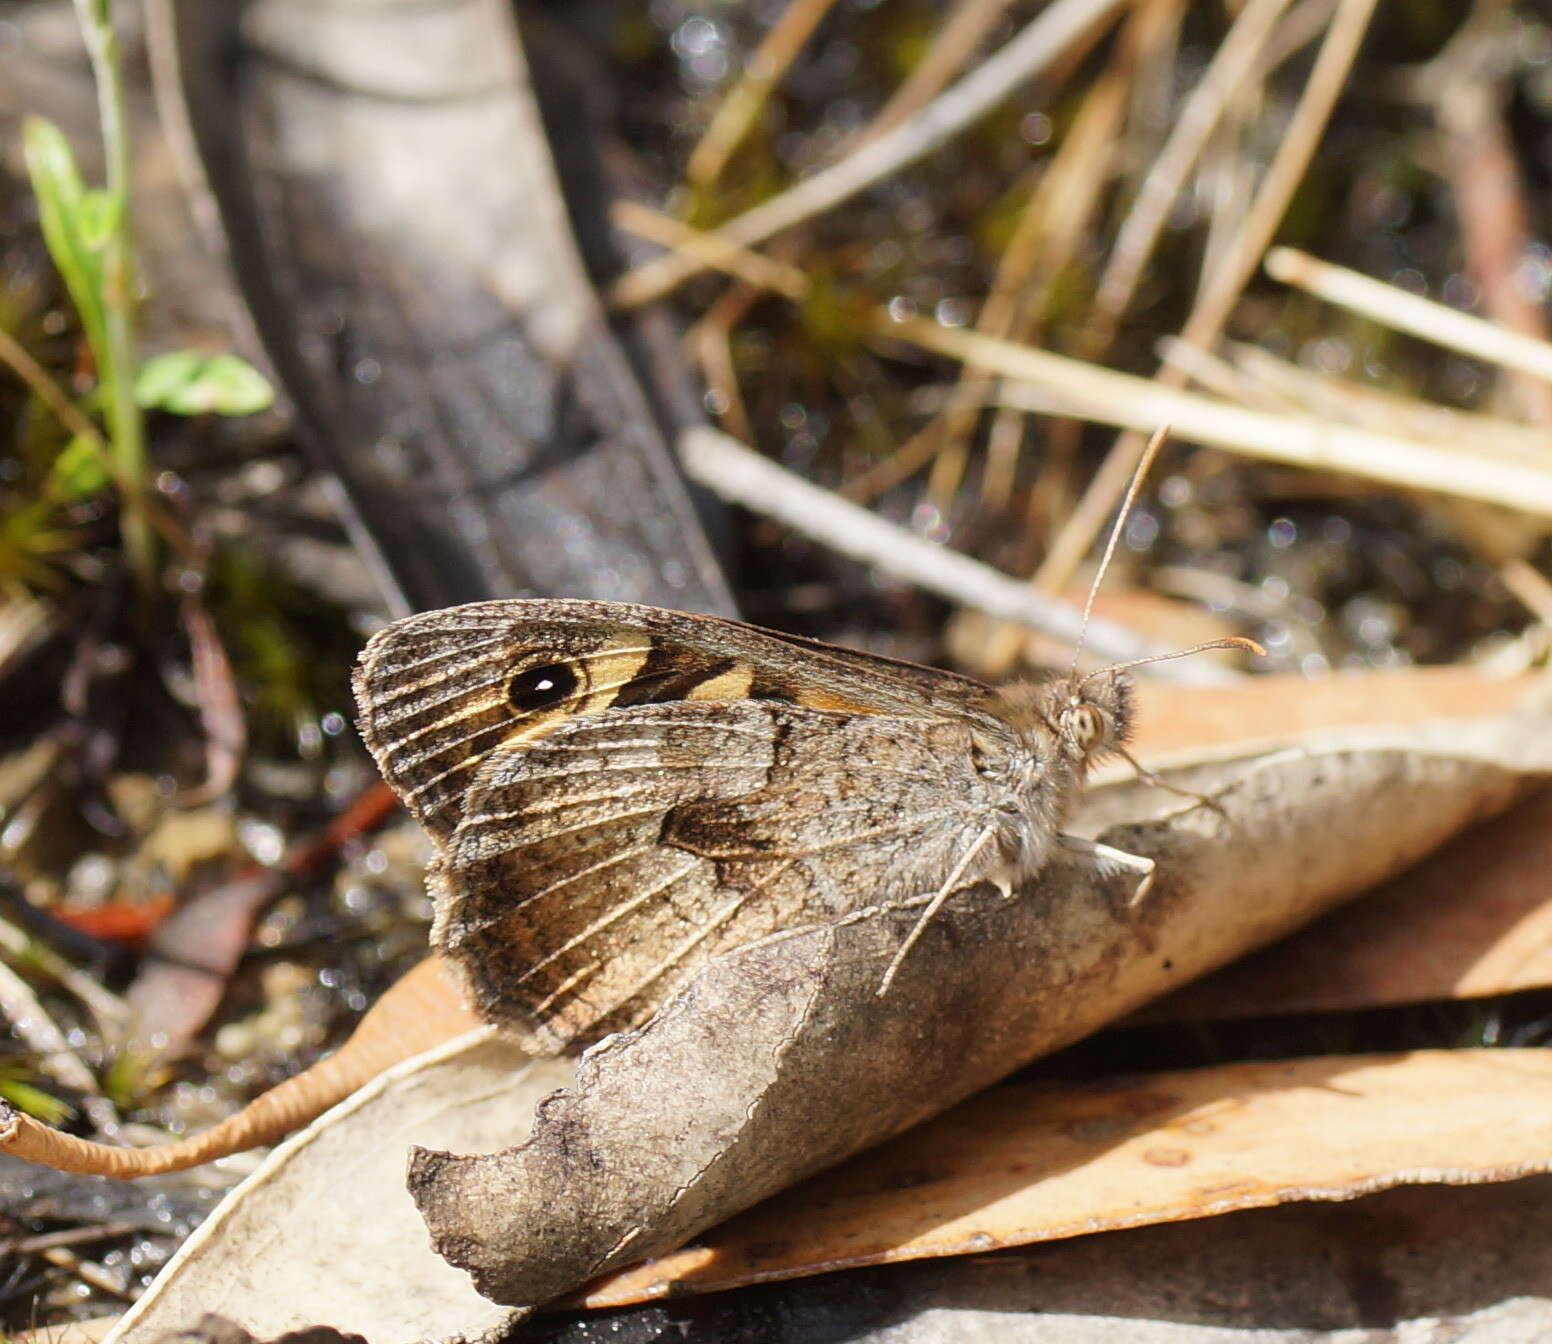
[1114,745,1227,817]
[1058,834,1155,908]
[875,823,998,996]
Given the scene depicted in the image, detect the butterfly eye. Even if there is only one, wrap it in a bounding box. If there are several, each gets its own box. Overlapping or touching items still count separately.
[508,662,579,713]
[1070,703,1106,751]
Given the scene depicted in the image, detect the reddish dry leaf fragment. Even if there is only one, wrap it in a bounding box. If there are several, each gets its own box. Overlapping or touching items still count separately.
[576,1048,1552,1309]
[51,894,176,944]
[126,781,401,1054]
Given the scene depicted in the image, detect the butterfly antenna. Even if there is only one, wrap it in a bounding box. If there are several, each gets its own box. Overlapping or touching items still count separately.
[1068,425,1172,682]
[1078,636,1267,688]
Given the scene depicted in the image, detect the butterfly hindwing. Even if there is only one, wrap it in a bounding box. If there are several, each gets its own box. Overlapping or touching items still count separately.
[444,699,995,1046]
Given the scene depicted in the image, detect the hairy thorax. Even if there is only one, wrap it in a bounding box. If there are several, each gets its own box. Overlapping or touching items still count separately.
[964,683,1086,892]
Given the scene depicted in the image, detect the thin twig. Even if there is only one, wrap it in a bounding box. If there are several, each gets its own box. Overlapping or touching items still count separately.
[689,283,762,445]
[679,425,1234,682]
[5,1222,138,1257]
[1224,338,1552,455]
[1255,0,1340,72]
[611,200,808,300]
[887,316,1552,515]
[1037,0,1379,594]
[1156,337,1303,415]
[686,0,844,191]
[1087,0,1296,352]
[611,0,1127,309]
[1195,98,1255,307]
[840,405,950,503]
[844,0,1020,149]
[1265,247,1552,385]
[0,325,112,454]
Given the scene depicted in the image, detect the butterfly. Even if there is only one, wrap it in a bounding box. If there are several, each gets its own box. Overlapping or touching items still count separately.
[352,594,1248,1051]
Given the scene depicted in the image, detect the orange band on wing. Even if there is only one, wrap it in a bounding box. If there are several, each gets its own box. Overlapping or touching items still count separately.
[792,688,890,714]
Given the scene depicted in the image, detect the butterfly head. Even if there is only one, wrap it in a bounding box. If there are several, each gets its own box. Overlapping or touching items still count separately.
[1055,667,1132,767]
[983,667,1132,778]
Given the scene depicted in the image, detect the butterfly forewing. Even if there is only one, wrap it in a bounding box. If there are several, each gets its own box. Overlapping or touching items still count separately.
[354,601,998,836]
[354,599,1020,1047]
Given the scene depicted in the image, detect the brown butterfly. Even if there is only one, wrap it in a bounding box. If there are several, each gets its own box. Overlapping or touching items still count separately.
[354,593,1250,1051]
[354,426,1259,1050]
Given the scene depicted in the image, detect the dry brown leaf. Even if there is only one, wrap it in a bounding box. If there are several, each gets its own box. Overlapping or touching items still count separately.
[1124,667,1552,1023]
[576,1047,1552,1307]
[1149,784,1552,1020]
[1128,666,1540,758]
[98,687,1552,1338]
[105,1033,558,1344]
[552,1177,1552,1341]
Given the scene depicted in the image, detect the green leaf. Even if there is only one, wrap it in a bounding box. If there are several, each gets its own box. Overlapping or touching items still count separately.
[75,187,123,250]
[0,1070,73,1127]
[21,116,86,213]
[102,1047,156,1111]
[22,116,109,369]
[136,350,275,416]
[133,349,200,405]
[49,433,111,499]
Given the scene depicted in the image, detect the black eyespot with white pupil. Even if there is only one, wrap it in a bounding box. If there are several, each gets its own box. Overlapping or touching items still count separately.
[508,662,578,712]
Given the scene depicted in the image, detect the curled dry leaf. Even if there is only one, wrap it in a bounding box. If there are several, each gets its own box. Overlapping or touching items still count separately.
[98,680,1552,1341]
[413,703,1552,1308]
[106,1033,562,1344]
[1128,669,1552,1019]
[577,1047,1552,1307]
[1149,785,1552,1021]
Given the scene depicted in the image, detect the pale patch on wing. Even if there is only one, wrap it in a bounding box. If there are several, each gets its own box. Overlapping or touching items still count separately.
[684,662,755,700]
